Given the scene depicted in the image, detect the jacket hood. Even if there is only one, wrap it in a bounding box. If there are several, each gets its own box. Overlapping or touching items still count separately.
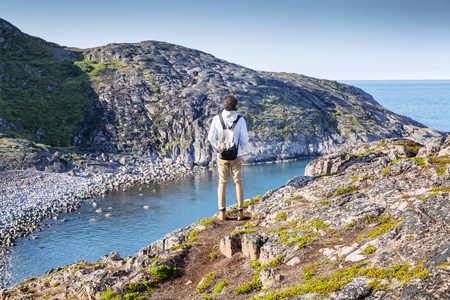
[222,110,238,128]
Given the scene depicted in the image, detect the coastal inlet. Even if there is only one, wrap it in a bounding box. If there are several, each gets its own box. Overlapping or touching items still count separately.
[1,159,313,288]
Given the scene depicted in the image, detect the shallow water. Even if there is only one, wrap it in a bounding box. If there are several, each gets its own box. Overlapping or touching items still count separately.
[5,158,313,285]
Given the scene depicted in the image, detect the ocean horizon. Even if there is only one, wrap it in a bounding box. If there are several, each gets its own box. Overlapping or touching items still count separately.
[341,79,449,133]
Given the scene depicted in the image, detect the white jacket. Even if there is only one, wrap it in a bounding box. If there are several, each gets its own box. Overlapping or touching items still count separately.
[208,110,249,157]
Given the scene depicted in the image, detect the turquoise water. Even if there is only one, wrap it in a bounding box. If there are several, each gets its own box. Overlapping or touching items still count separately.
[5,159,313,285]
[342,80,450,132]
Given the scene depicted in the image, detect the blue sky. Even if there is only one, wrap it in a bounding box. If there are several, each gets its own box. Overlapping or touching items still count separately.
[2,0,449,80]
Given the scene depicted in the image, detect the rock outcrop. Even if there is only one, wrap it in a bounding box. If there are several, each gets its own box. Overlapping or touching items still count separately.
[2,137,449,299]
[0,17,443,169]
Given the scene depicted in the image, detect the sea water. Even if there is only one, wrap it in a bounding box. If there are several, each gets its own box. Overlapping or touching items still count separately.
[342,80,449,132]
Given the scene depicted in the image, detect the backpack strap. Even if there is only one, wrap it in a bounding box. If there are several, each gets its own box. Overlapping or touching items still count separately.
[219,114,241,130]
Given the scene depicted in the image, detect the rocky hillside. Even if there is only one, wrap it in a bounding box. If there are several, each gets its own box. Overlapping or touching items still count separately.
[0,18,442,167]
[2,137,449,299]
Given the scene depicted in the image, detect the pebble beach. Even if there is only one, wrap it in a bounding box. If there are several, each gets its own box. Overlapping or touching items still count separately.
[0,155,203,288]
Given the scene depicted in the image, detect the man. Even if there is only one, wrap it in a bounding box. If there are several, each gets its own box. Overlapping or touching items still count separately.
[208,95,249,221]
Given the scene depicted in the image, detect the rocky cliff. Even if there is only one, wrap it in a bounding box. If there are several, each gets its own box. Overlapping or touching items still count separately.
[2,137,449,299]
[0,18,442,168]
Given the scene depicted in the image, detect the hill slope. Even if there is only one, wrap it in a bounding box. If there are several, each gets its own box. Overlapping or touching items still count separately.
[0,18,440,167]
[3,137,449,299]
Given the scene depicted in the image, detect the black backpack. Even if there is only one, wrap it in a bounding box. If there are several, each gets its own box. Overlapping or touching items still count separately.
[218,114,241,160]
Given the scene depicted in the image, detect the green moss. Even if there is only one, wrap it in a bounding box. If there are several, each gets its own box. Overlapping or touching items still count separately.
[149,265,177,281]
[252,261,428,300]
[243,220,256,228]
[363,244,376,254]
[414,157,426,167]
[334,185,358,196]
[169,229,204,251]
[358,215,402,240]
[394,141,421,156]
[244,195,262,208]
[429,186,450,192]
[275,211,287,221]
[382,166,391,175]
[302,263,320,280]
[99,289,116,300]
[212,280,229,296]
[344,221,356,231]
[347,175,359,181]
[210,251,217,261]
[234,255,285,294]
[198,217,215,227]
[196,272,217,293]
[354,149,377,158]
[315,173,337,179]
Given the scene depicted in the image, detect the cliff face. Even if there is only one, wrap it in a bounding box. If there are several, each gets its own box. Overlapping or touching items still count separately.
[2,137,449,299]
[0,18,441,167]
[77,42,431,165]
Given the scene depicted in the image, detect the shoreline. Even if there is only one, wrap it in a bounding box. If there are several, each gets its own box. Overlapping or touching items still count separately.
[0,154,315,289]
[0,155,203,288]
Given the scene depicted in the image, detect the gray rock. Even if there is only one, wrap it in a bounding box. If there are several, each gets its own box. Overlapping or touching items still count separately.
[241,233,264,260]
[332,277,371,300]
[97,251,121,264]
[220,235,240,258]
[259,244,286,265]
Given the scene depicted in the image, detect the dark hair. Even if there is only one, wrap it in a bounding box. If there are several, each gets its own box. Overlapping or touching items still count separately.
[223,95,237,111]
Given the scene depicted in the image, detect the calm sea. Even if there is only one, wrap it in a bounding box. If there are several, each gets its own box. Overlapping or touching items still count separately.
[342,80,449,132]
[2,80,449,287]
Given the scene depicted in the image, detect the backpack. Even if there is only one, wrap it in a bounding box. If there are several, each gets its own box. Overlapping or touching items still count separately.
[218,114,241,160]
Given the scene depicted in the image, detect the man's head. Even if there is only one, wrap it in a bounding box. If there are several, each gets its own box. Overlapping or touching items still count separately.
[223,95,237,111]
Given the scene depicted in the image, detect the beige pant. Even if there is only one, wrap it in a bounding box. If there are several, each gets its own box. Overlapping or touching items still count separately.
[217,156,244,211]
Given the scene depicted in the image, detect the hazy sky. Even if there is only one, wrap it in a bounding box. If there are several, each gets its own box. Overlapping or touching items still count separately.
[2,0,449,80]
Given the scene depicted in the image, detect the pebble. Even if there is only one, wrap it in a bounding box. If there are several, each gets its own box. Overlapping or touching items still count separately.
[0,156,202,289]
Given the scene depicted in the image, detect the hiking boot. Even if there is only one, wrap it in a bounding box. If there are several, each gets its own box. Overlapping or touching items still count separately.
[237,209,244,220]
[218,210,226,220]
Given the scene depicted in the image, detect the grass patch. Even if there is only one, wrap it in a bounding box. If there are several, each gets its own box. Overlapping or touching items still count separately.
[334,185,358,196]
[196,272,217,293]
[233,255,285,294]
[275,211,287,221]
[212,280,229,296]
[149,265,178,281]
[253,260,428,299]
[358,215,402,240]
[429,186,450,192]
[363,244,376,254]
[394,141,421,156]
[169,229,204,251]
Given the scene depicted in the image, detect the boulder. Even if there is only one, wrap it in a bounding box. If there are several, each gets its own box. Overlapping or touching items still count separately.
[241,233,264,260]
[332,277,371,300]
[97,251,121,263]
[220,235,240,258]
